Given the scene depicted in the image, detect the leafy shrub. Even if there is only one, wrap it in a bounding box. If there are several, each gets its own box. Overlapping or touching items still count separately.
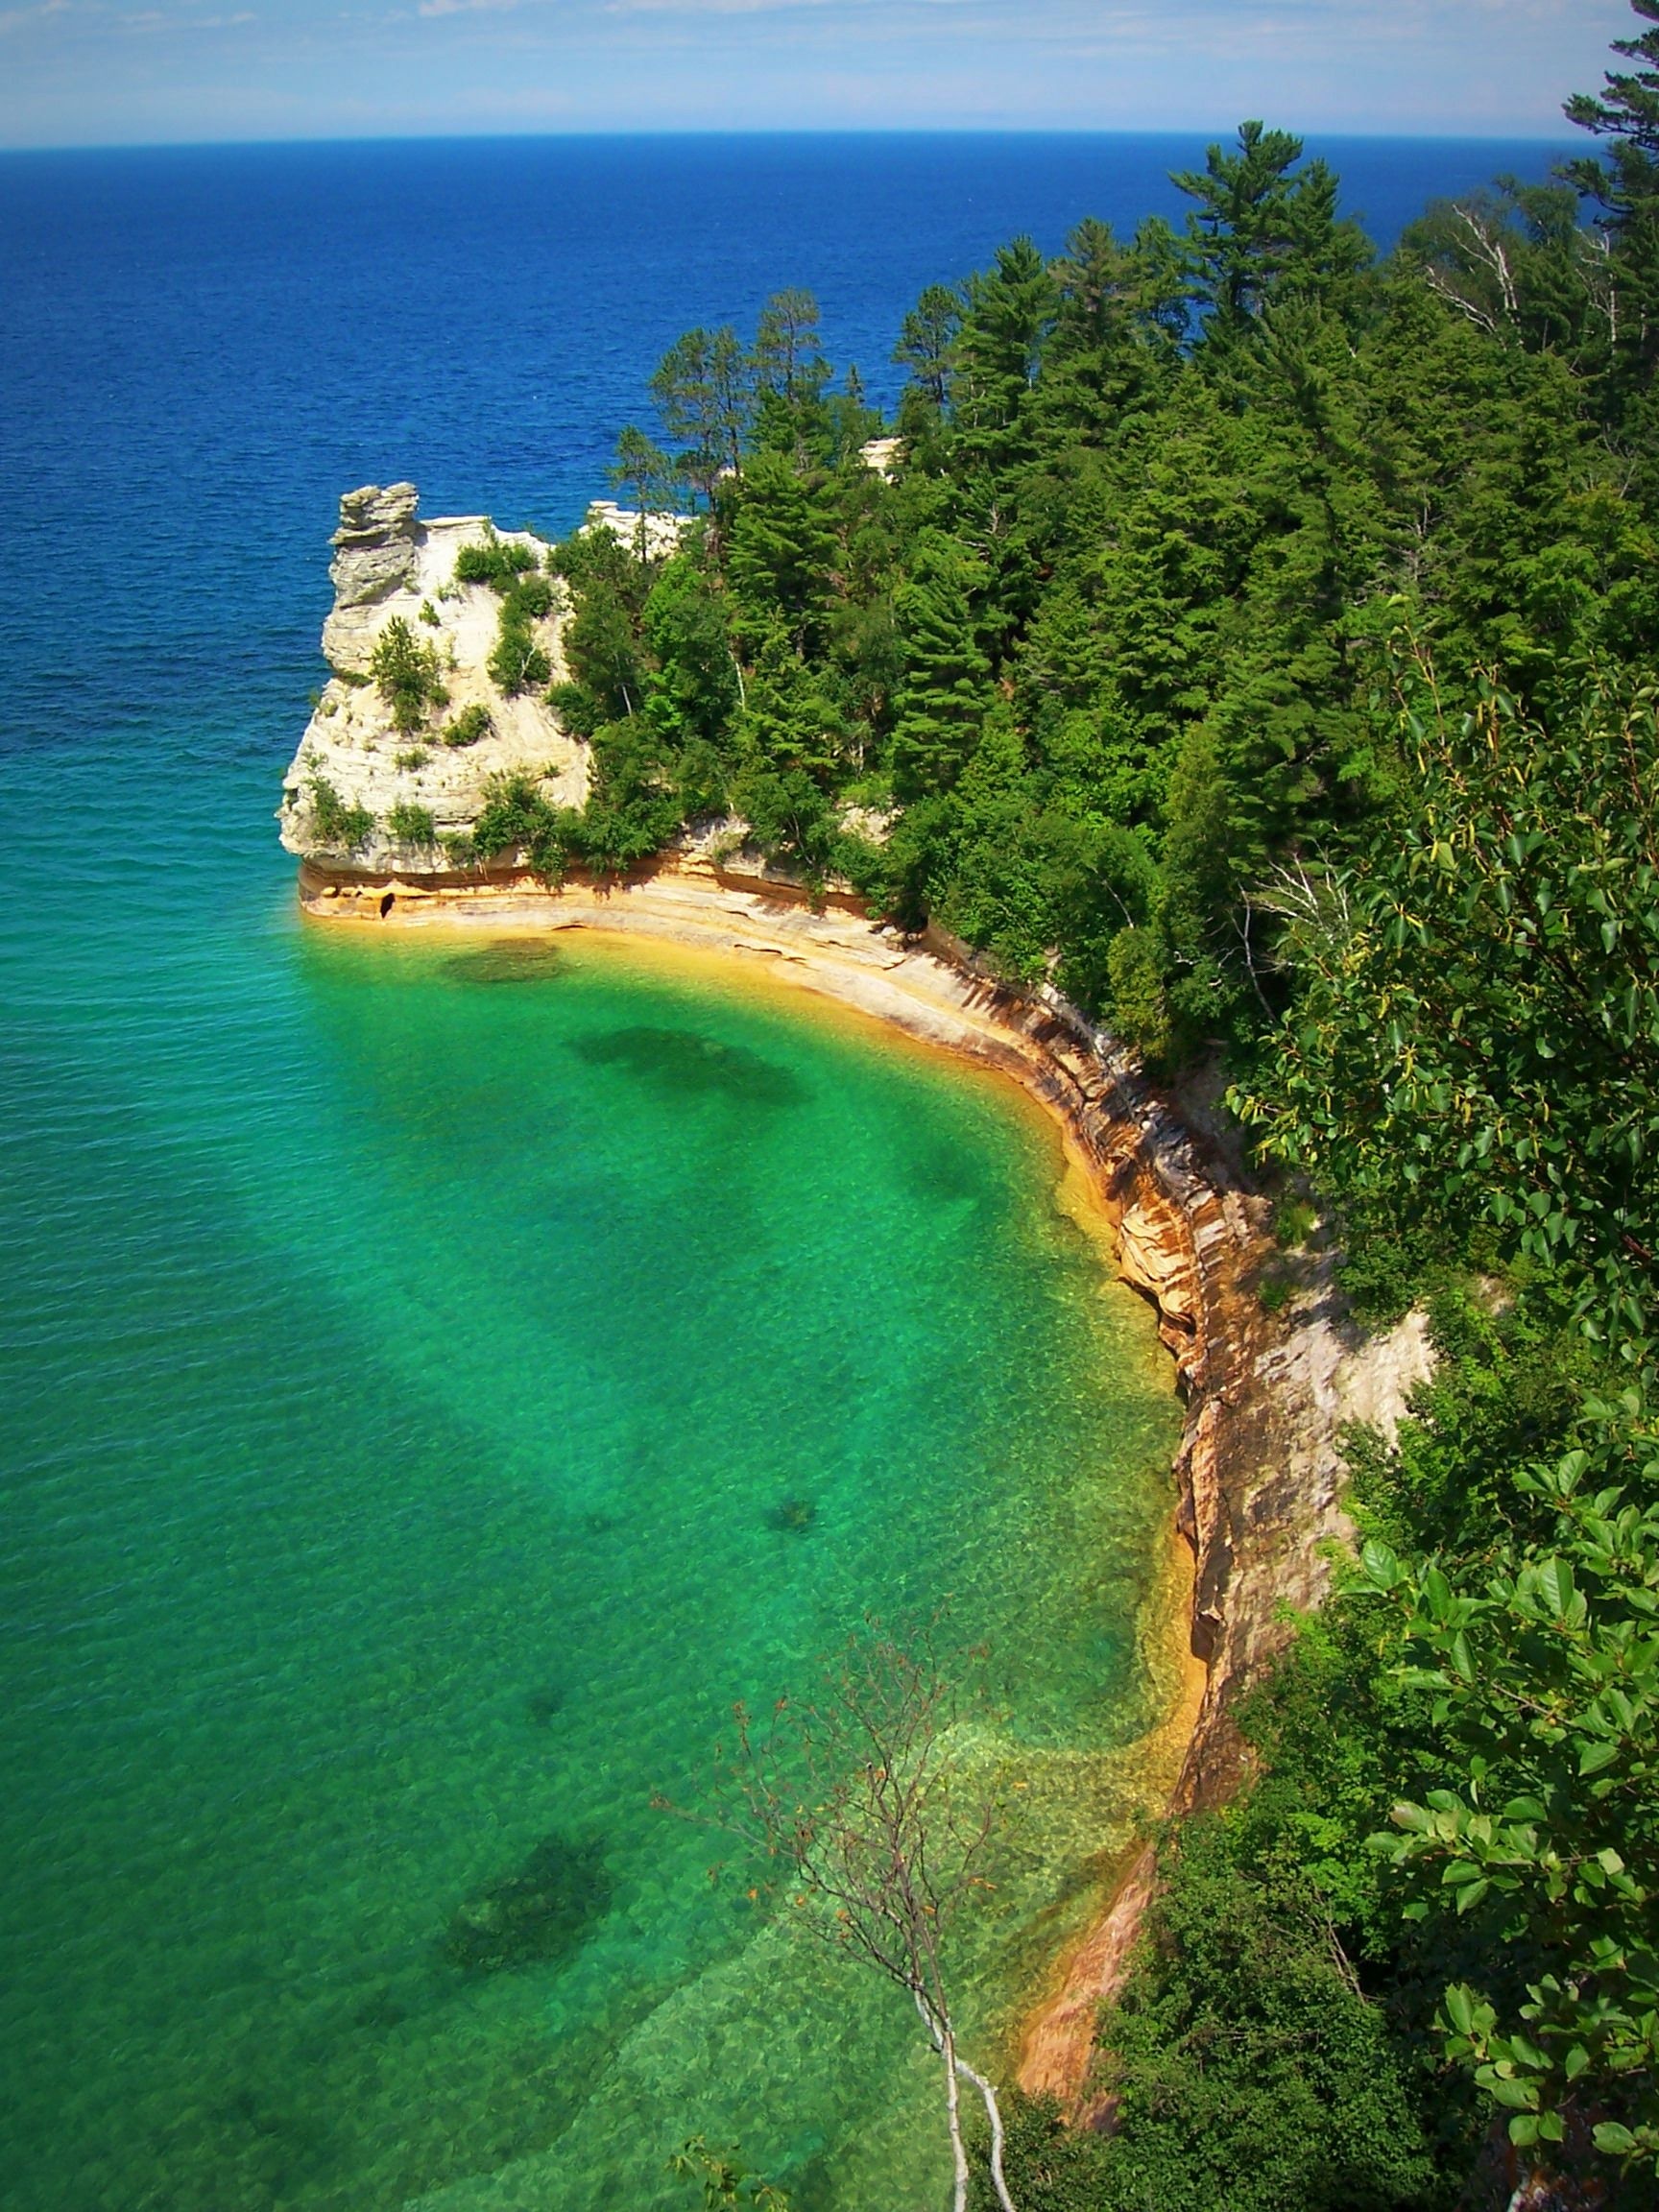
[489,573,556,697]
[469,773,576,879]
[308,776,373,849]
[419,599,440,626]
[394,747,430,770]
[370,615,446,734]
[388,801,436,846]
[442,704,493,748]
[1082,1819,1450,2212]
[454,525,539,589]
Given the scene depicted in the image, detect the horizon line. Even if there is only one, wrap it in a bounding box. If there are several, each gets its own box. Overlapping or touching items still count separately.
[0,122,1580,159]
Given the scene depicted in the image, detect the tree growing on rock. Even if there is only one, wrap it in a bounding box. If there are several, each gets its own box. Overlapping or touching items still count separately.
[370,614,446,733]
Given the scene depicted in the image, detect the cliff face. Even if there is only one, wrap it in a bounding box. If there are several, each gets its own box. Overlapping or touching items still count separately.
[276,484,588,877]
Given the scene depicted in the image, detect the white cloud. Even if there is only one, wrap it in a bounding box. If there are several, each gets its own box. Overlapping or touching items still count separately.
[0,0,68,34]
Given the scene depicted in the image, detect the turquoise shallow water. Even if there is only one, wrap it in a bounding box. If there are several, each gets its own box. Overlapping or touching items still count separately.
[0,132,1579,2212]
[1,727,1182,2211]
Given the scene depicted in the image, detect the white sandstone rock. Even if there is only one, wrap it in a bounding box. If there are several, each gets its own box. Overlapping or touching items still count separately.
[278,485,588,876]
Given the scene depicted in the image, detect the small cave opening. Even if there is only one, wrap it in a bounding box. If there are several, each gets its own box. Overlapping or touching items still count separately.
[379,892,396,918]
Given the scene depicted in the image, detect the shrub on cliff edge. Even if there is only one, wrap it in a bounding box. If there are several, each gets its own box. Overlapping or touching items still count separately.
[307,777,373,851]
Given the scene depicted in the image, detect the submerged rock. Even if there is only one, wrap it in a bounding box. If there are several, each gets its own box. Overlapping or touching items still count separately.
[444,1833,613,1975]
[766,1497,817,1534]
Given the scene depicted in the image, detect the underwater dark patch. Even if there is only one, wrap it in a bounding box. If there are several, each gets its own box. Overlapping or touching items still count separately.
[903,1139,984,1209]
[350,1989,412,2033]
[766,1497,817,1534]
[524,1683,565,1726]
[444,1833,614,1975]
[444,942,565,987]
[569,1025,805,1107]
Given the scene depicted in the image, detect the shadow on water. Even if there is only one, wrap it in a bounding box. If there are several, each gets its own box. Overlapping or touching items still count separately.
[444,1833,614,1975]
[570,1025,805,1107]
[443,942,565,987]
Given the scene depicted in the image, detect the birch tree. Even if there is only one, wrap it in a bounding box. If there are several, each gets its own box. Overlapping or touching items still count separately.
[662,1619,1020,2212]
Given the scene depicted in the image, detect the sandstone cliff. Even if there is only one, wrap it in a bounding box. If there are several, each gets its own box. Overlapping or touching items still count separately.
[276,484,588,876]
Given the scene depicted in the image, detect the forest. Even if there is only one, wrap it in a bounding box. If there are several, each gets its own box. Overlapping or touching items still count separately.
[475,8,1659,2206]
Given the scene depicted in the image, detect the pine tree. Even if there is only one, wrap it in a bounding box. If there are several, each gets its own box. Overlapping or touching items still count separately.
[650,326,752,508]
[724,449,839,653]
[894,283,963,412]
[1174,122,1368,337]
[1565,0,1659,407]
[889,534,994,800]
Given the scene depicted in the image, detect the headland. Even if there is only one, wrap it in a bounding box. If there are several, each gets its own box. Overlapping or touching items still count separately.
[281,484,1431,2106]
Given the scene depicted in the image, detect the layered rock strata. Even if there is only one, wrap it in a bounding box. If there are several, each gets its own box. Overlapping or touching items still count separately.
[278,485,587,878]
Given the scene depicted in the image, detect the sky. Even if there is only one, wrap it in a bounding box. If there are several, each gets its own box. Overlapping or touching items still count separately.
[0,0,1634,151]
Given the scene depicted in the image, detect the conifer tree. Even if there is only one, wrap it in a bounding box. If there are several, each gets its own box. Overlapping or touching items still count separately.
[889,534,994,800]
[1174,122,1367,334]
[1565,0,1659,406]
[725,448,839,652]
[609,424,680,558]
[650,325,752,508]
[894,282,963,412]
[951,238,1057,477]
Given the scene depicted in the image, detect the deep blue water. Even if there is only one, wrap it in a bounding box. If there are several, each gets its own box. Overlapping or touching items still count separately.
[0,132,1576,2212]
[2,131,1575,763]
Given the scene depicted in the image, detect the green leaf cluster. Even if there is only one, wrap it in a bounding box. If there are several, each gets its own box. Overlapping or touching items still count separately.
[369,615,447,735]
[306,775,373,850]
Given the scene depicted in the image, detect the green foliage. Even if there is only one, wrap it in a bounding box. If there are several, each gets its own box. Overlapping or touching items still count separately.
[894,282,962,411]
[1274,1198,1319,1250]
[889,532,994,800]
[550,523,652,732]
[454,526,538,589]
[1172,121,1370,333]
[609,424,681,554]
[650,325,752,509]
[469,774,576,880]
[370,616,446,734]
[1080,1817,1448,2211]
[1360,1432,1659,2170]
[489,571,555,697]
[306,776,373,849]
[1235,653,1659,1343]
[387,800,436,847]
[393,747,430,770]
[442,703,493,748]
[1564,0,1659,413]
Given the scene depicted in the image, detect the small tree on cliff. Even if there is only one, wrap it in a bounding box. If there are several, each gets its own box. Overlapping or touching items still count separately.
[370,614,445,733]
[661,1618,1020,2212]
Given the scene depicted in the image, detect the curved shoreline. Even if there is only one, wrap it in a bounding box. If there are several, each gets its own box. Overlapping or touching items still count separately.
[297,850,1365,2108]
